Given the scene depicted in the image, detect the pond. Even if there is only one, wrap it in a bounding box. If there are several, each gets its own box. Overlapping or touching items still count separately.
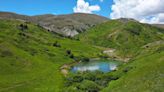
[71,59,120,73]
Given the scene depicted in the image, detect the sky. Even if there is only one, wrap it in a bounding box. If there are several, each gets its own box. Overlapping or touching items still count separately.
[0,0,164,24]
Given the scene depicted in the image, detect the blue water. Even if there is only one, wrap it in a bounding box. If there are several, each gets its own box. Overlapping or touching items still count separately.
[71,60,119,73]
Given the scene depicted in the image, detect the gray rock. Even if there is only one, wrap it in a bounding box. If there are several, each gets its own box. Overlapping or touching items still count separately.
[0,12,109,37]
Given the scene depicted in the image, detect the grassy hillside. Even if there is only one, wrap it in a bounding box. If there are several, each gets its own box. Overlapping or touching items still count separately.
[0,18,163,92]
[0,19,102,92]
[76,19,164,92]
[78,20,164,58]
[102,51,164,92]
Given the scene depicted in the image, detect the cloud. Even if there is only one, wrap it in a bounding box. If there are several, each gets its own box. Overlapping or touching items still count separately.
[73,0,101,13]
[110,0,164,24]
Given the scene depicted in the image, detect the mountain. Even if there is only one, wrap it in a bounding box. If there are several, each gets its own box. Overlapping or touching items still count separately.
[77,19,164,60]
[152,24,164,29]
[0,12,163,92]
[0,12,108,37]
[75,19,164,92]
[0,12,30,20]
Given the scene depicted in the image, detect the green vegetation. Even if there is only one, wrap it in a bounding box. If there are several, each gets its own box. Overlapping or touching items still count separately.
[63,71,120,92]
[78,20,164,58]
[0,19,102,92]
[76,20,164,92]
[0,18,163,92]
[102,51,164,92]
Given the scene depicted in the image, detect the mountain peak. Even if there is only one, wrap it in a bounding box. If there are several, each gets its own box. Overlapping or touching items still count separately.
[116,18,138,23]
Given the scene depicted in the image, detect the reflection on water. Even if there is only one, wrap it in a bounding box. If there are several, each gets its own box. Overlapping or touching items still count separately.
[71,60,119,73]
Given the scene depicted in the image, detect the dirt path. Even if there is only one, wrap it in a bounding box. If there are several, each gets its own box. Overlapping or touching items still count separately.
[60,62,79,77]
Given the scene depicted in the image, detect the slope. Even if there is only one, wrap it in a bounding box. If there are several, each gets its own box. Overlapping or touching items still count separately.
[78,19,164,59]
[0,19,102,92]
[102,50,164,92]
[76,19,164,92]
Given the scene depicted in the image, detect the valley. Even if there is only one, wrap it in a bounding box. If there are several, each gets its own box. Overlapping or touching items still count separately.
[0,12,163,92]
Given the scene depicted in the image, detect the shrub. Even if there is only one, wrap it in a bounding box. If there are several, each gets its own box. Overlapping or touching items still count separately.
[122,66,133,73]
[0,50,13,57]
[30,50,37,56]
[77,80,102,92]
[73,75,83,82]
[81,57,90,62]
[18,24,28,31]
[124,23,142,35]
[53,41,61,47]
[69,54,74,59]
[18,32,29,38]
[66,50,71,55]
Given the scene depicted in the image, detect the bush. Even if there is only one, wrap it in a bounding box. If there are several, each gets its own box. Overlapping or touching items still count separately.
[122,66,133,73]
[69,54,74,59]
[0,50,13,57]
[53,41,61,47]
[18,24,28,31]
[18,32,30,39]
[66,50,71,55]
[100,55,109,59]
[124,23,142,35]
[81,57,90,62]
[30,50,38,56]
[83,71,103,81]
[77,80,102,92]
[73,75,83,82]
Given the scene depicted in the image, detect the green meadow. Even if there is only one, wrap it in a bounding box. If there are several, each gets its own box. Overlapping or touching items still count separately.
[0,19,163,92]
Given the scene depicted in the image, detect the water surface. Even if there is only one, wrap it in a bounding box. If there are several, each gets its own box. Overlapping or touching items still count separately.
[71,59,119,73]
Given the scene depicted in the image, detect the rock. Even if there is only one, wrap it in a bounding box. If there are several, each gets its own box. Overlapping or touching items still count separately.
[0,12,109,37]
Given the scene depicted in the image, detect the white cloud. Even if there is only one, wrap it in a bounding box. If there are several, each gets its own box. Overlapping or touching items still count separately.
[73,0,101,14]
[110,0,164,24]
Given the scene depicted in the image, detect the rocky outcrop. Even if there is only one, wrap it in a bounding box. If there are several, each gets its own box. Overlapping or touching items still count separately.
[0,12,109,37]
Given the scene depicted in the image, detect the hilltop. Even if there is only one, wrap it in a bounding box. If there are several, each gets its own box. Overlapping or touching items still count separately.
[152,24,164,29]
[0,12,108,37]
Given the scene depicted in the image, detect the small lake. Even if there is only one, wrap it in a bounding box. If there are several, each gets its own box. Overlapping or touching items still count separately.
[71,59,120,73]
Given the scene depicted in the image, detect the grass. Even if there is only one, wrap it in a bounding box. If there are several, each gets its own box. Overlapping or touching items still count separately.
[102,51,164,92]
[77,20,164,58]
[0,19,102,92]
[0,19,163,92]
[76,20,164,92]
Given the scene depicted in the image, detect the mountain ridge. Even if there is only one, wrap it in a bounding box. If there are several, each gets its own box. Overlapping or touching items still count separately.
[0,11,109,37]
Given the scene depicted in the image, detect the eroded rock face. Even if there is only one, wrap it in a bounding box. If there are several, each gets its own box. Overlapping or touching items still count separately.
[31,13,109,37]
[0,12,109,37]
